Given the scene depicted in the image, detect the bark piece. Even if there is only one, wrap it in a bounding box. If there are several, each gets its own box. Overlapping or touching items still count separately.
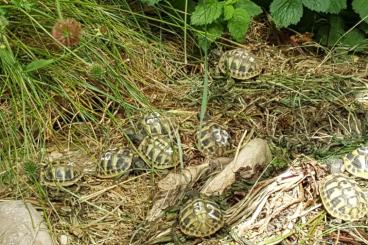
[201,138,272,196]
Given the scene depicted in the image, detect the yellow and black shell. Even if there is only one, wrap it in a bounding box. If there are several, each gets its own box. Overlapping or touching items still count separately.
[139,112,173,137]
[96,148,133,178]
[41,164,82,187]
[343,146,368,179]
[178,197,224,237]
[319,173,368,221]
[138,135,179,169]
[218,48,261,80]
[197,122,230,157]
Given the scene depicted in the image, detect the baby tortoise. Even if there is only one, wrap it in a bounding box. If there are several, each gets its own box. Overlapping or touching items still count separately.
[41,164,82,187]
[178,196,225,237]
[137,134,180,169]
[126,112,180,170]
[319,173,368,221]
[126,112,175,144]
[319,146,368,221]
[139,111,173,137]
[342,146,368,179]
[197,122,231,157]
[96,148,134,178]
[216,48,262,80]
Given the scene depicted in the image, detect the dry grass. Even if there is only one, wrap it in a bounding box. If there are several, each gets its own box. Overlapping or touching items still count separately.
[1,10,368,244]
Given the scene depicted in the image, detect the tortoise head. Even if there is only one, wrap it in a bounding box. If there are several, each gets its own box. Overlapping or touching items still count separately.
[124,127,145,145]
[325,158,344,174]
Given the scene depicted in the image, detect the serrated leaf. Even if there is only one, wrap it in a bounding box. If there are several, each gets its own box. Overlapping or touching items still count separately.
[140,0,161,5]
[225,0,238,5]
[24,59,54,73]
[224,5,235,20]
[270,0,303,28]
[197,23,224,52]
[236,0,262,17]
[327,0,346,14]
[302,0,330,12]
[352,0,368,24]
[227,8,251,42]
[191,0,223,25]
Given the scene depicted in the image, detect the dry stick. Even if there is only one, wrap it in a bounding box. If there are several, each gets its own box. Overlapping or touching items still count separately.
[232,129,249,165]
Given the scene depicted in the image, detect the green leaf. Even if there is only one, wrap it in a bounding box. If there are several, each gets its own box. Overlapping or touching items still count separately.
[191,0,223,26]
[317,15,344,47]
[225,0,238,5]
[24,59,54,73]
[0,7,6,16]
[140,0,161,5]
[326,0,346,14]
[352,0,368,24]
[11,0,33,11]
[0,15,8,34]
[359,22,368,34]
[227,8,251,42]
[341,29,368,51]
[236,0,263,17]
[302,0,330,12]
[270,0,303,28]
[197,23,224,52]
[224,5,235,20]
[327,15,345,46]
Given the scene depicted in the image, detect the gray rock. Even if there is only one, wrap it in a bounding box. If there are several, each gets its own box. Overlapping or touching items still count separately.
[0,200,54,245]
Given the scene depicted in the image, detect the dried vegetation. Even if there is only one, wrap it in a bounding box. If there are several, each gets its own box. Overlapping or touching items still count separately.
[1,2,368,244]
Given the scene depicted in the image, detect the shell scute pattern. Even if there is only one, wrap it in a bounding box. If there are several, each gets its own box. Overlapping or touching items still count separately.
[140,112,173,137]
[343,146,368,179]
[179,197,224,237]
[42,164,82,187]
[319,174,368,221]
[218,48,261,80]
[138,135,179,169]
[197,122,230,157]
[96,148,133,178]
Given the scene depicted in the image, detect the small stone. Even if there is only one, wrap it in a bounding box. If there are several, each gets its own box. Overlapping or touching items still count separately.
[59,234,68,245]
[0,200,53,245]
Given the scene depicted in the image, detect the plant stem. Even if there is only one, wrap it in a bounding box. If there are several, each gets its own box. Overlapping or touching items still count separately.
[55,0,63,19]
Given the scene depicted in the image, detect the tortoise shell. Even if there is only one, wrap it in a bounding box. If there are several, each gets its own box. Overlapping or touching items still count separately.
[139,112,173,137]
[138,135,179,169]
[218,48,261,80]
[96,148,133,178]
[197,122,230,157]
[179,197,224,237]
[319,173,368,221]
[355,90,368,111]
[42,164,82,187]
[343,146,368,179]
